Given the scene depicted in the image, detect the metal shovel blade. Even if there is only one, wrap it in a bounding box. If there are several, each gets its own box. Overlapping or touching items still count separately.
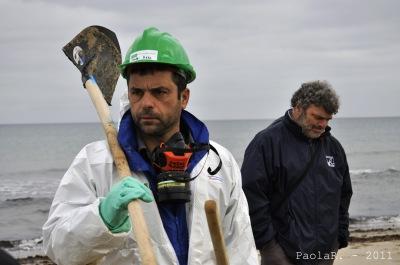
[62,25,121,105]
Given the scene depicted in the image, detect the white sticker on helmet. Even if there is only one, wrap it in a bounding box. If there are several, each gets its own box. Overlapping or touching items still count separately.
[130,50,158,62]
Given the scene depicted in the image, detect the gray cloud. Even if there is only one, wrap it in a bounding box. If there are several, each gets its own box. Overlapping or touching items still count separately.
[1,0,399,124]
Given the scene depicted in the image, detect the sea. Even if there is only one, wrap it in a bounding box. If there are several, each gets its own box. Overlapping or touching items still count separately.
[1,117,400,258]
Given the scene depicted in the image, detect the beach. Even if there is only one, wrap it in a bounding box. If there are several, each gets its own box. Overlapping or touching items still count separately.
[11,228,400,264]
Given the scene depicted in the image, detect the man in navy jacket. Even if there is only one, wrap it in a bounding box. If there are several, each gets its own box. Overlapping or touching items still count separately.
[241,81,352,265]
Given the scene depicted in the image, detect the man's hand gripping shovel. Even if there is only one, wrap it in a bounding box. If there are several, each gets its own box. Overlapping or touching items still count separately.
[63,25,157,265]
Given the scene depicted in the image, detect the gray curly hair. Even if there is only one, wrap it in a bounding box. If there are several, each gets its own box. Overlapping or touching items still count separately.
[290,80,340,114]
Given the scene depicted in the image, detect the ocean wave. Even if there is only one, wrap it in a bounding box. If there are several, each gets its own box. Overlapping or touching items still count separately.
[350,168,399,176]
[0,197,52,208]
[0,237,42,249]
[1,237,45,259]
[0,167,67,177]
[0,175,60,201]
[347,150,400,156]
[6,197,34,202]
[350,169,377,175]
[350,215,400,231]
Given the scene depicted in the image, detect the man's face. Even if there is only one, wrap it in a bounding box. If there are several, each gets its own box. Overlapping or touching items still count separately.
[128,70,189,141]
[293,104,333,139]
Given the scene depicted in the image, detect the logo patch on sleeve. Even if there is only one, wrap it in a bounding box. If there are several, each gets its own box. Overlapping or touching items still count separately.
[326,156,335,167]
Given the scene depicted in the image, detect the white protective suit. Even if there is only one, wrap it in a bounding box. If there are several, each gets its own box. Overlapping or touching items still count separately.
[43,127,259,264]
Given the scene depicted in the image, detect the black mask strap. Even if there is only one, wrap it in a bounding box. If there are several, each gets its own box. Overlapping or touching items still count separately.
[188,143,222,175]
[207,144,222,175]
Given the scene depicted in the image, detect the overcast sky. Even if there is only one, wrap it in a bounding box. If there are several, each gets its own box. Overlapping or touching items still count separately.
[1,0,399,124]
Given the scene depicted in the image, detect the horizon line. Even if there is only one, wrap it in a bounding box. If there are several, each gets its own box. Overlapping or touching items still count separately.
[1,115,400,126]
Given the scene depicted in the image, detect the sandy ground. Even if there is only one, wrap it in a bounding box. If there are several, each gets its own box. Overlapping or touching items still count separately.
[14,229,400,265]
[335,240,400,264]
[334,229,400,265]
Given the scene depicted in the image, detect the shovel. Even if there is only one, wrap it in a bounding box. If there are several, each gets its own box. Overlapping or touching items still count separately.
[63,25,157,265]
[205,200,230,265]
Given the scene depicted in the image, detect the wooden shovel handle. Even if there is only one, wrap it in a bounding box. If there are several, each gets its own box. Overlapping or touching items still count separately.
[205,200,229,265]
[86,79,157,265]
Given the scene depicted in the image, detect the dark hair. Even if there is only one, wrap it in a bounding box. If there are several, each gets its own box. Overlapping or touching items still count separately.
[291,80,340,114]
[125,63,187,98]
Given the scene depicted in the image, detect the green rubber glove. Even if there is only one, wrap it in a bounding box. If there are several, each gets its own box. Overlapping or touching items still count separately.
[99,176,153,233]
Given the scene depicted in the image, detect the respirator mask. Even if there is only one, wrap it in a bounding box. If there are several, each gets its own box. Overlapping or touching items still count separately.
[151,132,221,203]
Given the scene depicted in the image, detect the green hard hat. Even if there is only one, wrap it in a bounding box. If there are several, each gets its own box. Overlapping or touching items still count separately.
[119,27,196,83]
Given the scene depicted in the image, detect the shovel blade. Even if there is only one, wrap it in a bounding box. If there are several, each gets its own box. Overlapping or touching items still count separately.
[63,26,121,105]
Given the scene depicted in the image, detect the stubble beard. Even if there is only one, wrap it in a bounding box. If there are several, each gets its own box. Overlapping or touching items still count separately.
[137,117,177,138]
[133,108,181,139]
[297,112,324,139]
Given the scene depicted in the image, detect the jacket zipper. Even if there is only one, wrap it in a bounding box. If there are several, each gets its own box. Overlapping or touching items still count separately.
[309,140,319,249]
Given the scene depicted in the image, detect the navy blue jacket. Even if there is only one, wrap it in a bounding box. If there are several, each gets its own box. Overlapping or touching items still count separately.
[241,110,352,261]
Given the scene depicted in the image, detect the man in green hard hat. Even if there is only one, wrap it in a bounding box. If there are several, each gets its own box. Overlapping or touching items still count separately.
[43,27,258,265]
